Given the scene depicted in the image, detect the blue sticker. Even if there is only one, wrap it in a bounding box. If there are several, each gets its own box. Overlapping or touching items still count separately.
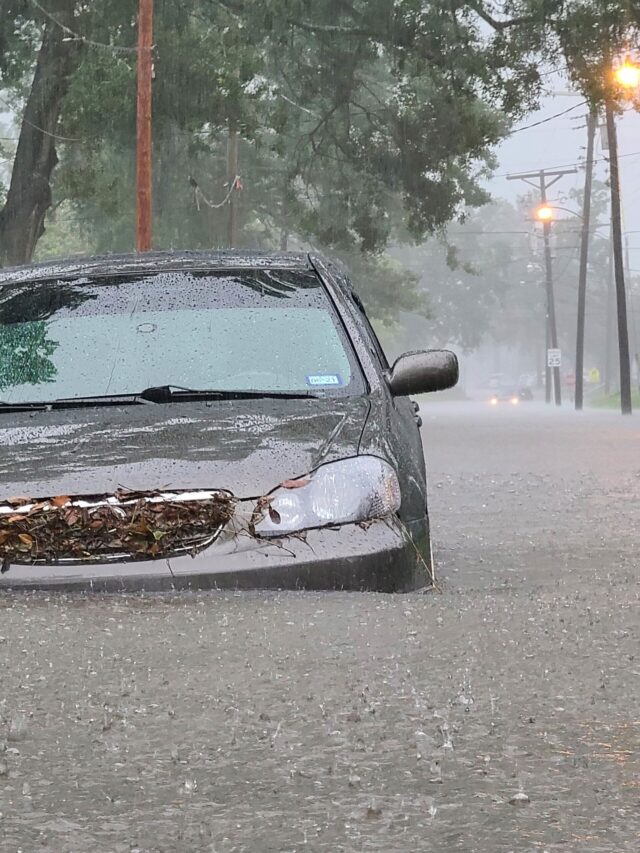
[306,374,343,386]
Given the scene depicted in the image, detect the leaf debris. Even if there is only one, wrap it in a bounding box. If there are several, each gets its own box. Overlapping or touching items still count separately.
[0,490,235,564]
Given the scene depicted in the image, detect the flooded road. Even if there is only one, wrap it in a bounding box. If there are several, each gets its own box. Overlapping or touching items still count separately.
[1,403,638,852]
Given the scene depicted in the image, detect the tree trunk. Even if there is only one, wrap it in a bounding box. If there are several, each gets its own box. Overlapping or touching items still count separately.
[0,2,81,267]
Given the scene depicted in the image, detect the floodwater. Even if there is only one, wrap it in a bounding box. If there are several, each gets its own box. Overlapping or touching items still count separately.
[1,403,638,852]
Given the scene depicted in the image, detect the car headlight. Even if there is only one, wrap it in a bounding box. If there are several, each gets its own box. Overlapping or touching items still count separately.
[254,456,401,537]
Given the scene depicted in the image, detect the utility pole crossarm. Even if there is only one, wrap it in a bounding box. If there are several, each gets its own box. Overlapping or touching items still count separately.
[506,168,578,182]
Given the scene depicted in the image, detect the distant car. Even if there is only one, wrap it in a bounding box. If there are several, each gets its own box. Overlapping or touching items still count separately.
[0,251,458,592]
[489,385,533,405]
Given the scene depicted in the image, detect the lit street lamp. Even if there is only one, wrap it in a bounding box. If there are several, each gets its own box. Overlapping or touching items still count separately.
[614,56,640,89]
[535,204,554,222]
[509,167,578,406]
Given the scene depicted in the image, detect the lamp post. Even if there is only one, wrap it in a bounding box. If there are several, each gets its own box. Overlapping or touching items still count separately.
[534,196,602,412]
[508,167,577,405]
[533,199,565,406]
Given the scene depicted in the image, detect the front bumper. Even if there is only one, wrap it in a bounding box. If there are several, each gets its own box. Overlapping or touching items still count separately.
[0,517,431,593]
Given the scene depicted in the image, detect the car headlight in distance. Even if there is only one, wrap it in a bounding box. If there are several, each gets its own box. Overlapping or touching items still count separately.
[255,456,401,537]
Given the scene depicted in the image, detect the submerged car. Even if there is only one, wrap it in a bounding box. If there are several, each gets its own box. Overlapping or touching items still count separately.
[0,251,458,592]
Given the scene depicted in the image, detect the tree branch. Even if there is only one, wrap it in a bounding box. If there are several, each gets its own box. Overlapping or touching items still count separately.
[464,2,543,32]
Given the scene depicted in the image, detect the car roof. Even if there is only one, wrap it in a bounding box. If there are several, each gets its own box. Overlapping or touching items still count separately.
[0,250,314,286]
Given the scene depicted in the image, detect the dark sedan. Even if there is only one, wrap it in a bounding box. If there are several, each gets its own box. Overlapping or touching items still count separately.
[0,251,457,592]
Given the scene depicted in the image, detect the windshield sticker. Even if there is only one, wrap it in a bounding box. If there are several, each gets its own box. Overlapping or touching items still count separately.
[306,374,343,387]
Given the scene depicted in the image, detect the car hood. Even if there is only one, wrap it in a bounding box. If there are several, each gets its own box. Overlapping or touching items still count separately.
[0,396,371,501]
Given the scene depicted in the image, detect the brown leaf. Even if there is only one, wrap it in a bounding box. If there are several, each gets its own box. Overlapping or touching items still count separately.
[268,505,281,524]
[64,509,81,527]
[281,479,310,490]
[18,533,33,547]
[51,495,71,508]
[6,496,30,506]
[6,514,25,524]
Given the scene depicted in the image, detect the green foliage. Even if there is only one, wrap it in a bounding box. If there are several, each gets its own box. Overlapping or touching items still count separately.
[334,248,427,327]
[384,186,613,360]
[12,0,638,329]
[0,321,57,390]
[482,0,640,110]
[0,0,547,319]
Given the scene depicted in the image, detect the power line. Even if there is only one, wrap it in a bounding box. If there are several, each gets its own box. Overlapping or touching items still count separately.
[507,101,588,136]
[0,94,81,142]
[491,148,640,180]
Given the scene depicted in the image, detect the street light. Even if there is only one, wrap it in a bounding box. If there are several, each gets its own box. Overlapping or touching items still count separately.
[535,204,554,222]
[614,55,640,89]
[534,204,588,222]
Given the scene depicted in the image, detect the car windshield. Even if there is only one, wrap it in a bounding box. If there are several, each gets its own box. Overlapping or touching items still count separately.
[0,267,365,403]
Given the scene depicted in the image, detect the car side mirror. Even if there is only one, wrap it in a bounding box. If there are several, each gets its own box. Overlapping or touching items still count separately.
[387,350,459,397]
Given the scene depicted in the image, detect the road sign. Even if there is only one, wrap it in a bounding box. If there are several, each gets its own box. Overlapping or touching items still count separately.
[547,348,562,368]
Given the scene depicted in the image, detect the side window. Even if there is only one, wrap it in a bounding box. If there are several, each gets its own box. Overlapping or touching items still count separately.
[350,292,390,370]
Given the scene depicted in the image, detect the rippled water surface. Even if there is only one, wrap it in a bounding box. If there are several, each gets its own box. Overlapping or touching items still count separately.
[1,404,638,852]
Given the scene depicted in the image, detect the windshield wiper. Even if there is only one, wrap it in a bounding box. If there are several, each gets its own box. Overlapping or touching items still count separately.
[137,385,320,402]
[0,400,53,412]
[0,386,320,413]
[0,394,148,413]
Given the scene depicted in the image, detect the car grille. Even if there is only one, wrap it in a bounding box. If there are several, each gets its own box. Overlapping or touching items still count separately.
[0,490,235,566]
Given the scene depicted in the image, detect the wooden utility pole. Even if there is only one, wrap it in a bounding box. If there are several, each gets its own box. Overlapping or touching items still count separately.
[508,167,576,406]
[605,101,632,414]
[135,0,153,252]
[541,197,562,406]
[226,127,239,248]
[574,110,597,411]
[604,229,615,394]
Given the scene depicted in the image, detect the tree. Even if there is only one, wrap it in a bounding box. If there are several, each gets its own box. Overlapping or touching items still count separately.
[4,6,540,240]
[0,321,57,390]
[0,0,82,265]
